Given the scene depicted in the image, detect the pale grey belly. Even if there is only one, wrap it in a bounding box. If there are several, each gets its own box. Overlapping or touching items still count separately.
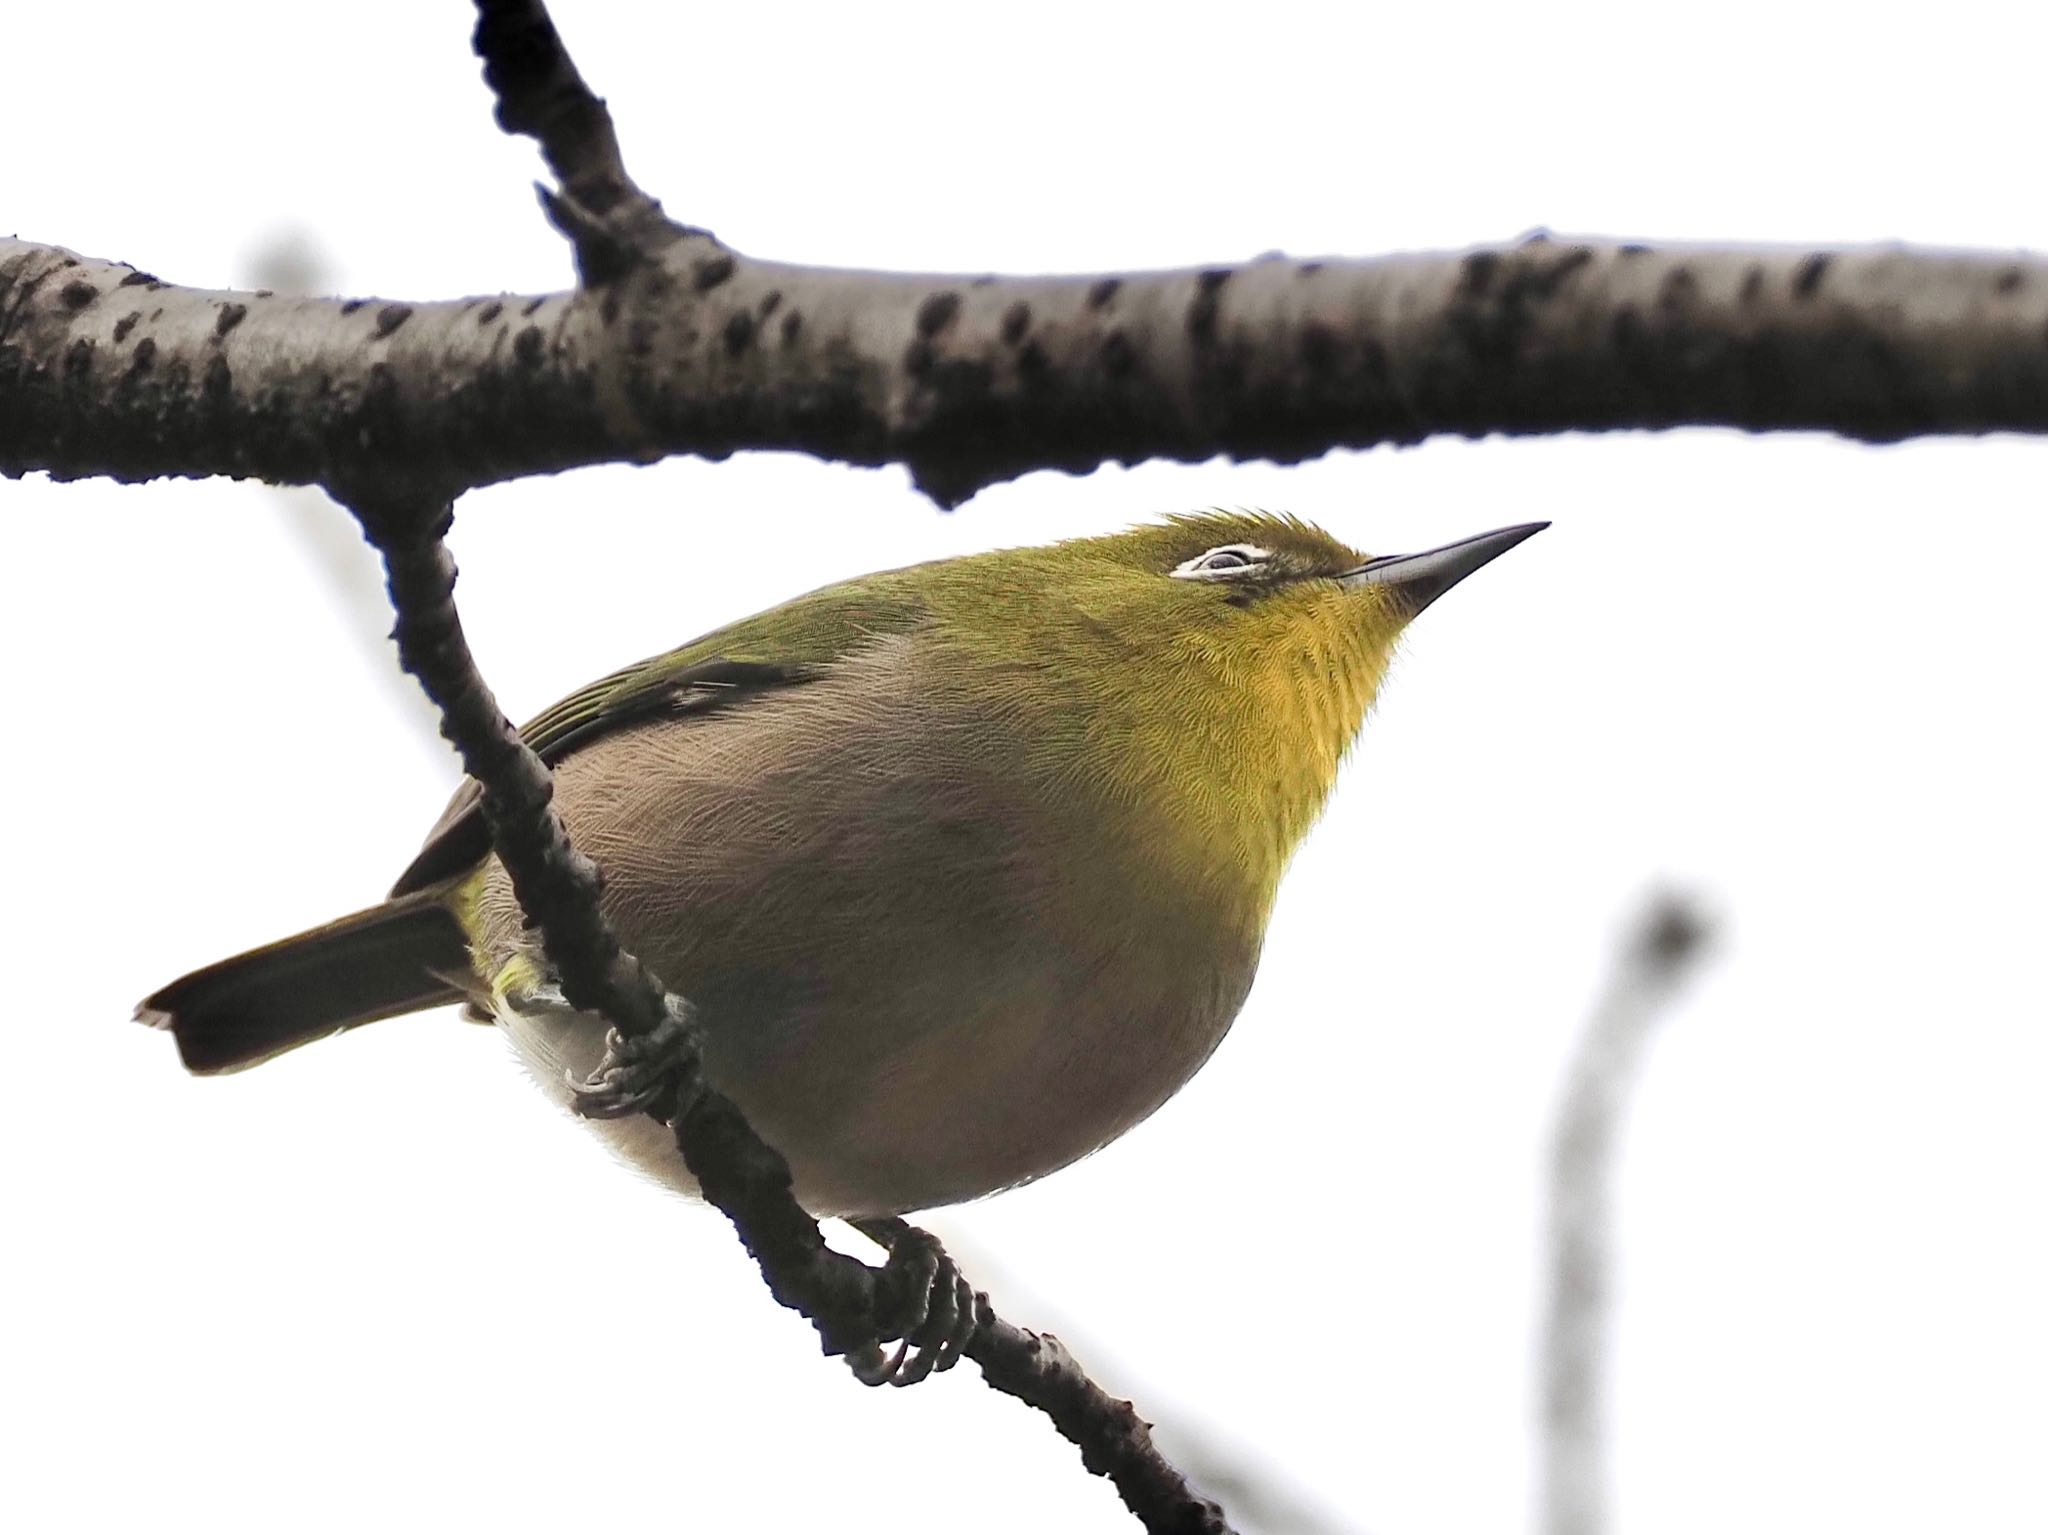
[496,1005,709,1204]
[466,651,1262,1217]
[489,934,1254,1218]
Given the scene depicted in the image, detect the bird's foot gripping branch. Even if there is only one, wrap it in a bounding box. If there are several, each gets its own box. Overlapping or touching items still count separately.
[849,1219,981,1388]
[567,998,705,1120]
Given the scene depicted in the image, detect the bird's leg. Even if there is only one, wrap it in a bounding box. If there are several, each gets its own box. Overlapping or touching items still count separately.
[844,1216,981,1387]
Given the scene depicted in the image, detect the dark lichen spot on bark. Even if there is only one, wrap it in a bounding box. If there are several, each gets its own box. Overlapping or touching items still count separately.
[375,304,414,338]
[521,296,546,318]
[117,269,158,288]
[1546,247,1594,287]
[478,300,504,325]
[360,362,401,435]
[759,289,783,319]
[1995,267,2023,295]
[61,281,98,310]
[917,291,962,337]
[130,337,157,372]
[1658,268,1698,309]
[1618,244,1650,257]
[514,326,546,367]
[781,310,803,345]
[112,312,141,344]
[624,313,657,363]
[215,302,248,338]
[1299,322,1338,376]
[1793,254,1830,299]
[1458,251,1502,298]
[1298,261,1324,276]
[1100,330,1136,377]
[155,355,193,407]
[600,290,622,326]
[693,254,737,292]
[1087,277,1122,311]
[203,353,233,401]
[723,310,756,356]
[1000,303,1032,346]
[1448,248,1585,367]
[971,275,996,288]
[65,337,94,377]
[1187,268,1232,344]
[341,299,369,316]
[1740,267,1765,305]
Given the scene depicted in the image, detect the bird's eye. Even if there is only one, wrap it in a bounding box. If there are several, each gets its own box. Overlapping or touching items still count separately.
[1171,544,1272,581]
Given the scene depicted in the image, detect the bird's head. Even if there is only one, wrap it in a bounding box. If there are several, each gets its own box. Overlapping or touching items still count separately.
[921,509,1544,898]
[1082,506,1543,640]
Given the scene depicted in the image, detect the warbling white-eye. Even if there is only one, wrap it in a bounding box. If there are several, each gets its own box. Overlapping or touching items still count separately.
[141,511,1542,1218]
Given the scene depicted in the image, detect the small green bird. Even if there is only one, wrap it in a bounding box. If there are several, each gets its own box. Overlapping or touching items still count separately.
[140,511,1541,1217]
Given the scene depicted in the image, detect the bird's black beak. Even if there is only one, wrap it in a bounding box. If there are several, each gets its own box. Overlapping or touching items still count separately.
[1337,522,1548,614]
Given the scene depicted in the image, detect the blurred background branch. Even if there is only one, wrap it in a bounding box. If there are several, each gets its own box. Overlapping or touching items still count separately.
[1542,893,1717,1535]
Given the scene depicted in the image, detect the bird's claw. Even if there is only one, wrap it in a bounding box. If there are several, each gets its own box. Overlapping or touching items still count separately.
[845,1221,981,1387]
[565,993,700,1120]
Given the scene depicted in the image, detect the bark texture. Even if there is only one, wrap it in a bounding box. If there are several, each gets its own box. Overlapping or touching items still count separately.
[6,235,2044,508]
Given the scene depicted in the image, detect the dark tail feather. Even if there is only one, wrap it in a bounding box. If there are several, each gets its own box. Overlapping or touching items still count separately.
[137,890,472,1075]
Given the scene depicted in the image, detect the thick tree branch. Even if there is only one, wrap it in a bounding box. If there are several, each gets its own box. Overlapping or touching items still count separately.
[350,484,1228,1535]
[6,234,2045,508]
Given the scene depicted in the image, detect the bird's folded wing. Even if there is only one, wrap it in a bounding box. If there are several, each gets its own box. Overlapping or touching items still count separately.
[389,573,932,896]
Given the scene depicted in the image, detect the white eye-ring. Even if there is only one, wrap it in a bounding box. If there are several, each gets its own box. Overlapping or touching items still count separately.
[1170,543,1272,581]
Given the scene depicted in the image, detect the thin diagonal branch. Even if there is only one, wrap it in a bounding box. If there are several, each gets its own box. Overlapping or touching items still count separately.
[471,0,685,280]
[7,235,2047,507]
[348,482,1229,1535]
[1542,894,1715,1535]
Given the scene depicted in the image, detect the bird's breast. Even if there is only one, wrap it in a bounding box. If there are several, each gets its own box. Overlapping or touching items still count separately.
[472,640,1270,1215]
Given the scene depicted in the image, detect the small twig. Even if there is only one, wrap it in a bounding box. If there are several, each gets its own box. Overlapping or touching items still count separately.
[1541,893,1716,1535]
[345,480,1230,1535]
[362,490,674,1041]
[970,1317,1228,1534]
[470,0,689,281]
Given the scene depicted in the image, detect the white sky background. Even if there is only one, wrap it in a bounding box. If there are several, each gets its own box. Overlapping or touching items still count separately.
[6,2,2045,1532]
